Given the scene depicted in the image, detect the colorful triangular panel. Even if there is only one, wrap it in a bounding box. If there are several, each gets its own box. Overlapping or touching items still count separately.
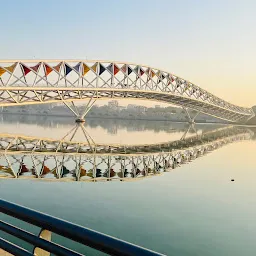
[134,66,139,74]
[157,73,165,84]
[65,64,72,76]
[0,67,6,76]
[121,64,127,74]
[99,64,106,75]
[106,63,113,74]
[53,62,62,72]
[42,165,51,175]
[73,63,81,73]
[91,63,98,73]
[5,63,17,73]
[114,64,119,75]
[30,63,41,73]
[83,63,90,76]
[20,164,29,174]
[80,167,87,177]
[0,64,12,77]
[20,64,31,76]
[44,63,53,76]
[127,66,132,75]
[62,166,70,177]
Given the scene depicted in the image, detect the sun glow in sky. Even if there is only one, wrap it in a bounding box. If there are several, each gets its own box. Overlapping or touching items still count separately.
[0,0,255,107]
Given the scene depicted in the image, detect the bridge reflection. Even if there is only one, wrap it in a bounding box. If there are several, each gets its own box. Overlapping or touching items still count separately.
[0,125,252,181]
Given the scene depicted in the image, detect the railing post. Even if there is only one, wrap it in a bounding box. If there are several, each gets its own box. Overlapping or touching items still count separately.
[33,229,51,256]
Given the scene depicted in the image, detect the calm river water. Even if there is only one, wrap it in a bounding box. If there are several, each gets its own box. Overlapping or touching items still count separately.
[0,115,256,256]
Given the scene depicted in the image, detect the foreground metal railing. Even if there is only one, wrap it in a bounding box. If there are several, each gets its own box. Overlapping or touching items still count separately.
[0,198,165,256]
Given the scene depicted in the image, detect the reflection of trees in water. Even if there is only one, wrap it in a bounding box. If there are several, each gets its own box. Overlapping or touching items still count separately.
[248,127,256,140]
[74,119,222,135]
[0,114,223,134]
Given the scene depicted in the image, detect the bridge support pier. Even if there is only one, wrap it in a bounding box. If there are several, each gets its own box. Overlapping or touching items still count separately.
[60,123,96,151]
[180,123,198,140]
[63,97,96,123]
[182,107,200,124]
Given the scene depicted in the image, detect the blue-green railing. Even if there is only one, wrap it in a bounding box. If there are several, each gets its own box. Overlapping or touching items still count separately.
[0,198,165,256]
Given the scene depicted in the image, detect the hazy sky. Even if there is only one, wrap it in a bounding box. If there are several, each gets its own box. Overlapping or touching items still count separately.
[0,0,255,107]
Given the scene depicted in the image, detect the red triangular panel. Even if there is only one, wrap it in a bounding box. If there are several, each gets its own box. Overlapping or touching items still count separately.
[30,63,41,73]
[44,63,53,76]
[53,62,62,72]
[114,64,119,75]
[121,64,127,74]
[20,64,31,76]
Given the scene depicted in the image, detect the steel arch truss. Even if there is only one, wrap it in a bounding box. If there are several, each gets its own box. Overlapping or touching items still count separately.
[0,60,254,123]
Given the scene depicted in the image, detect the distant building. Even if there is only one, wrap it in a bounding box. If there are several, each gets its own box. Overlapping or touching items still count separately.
[136,106,147,114]
[127,104,146,114]
[118,106,126,111]
[108,100,119,109]
[127,104,136,110]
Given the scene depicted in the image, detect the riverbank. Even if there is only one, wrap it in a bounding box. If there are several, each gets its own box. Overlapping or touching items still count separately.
[0,112,225,124]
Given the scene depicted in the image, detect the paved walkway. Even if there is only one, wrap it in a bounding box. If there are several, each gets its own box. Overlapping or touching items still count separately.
[0,249,13,256]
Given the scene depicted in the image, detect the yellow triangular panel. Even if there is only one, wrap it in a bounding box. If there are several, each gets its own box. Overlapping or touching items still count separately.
[6,63,17,73]
[0,63,17,77]
[0,67,6,76]
[91,63,98,73]
[83,63,90,76]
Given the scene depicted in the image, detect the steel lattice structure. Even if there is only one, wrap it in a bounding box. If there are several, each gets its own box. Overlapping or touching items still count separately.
[0,60,254,123]
[0,125,248,154]
[0,127,252,181]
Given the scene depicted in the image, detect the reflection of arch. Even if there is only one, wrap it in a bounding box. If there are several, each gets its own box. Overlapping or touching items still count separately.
[61,165,70,178]
[0,125,249,155]
[0,127,251,181]
[0,165,13,176]
[60,123,96,150]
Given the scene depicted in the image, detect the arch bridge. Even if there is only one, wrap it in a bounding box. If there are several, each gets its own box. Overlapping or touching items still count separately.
[0,60,254,123]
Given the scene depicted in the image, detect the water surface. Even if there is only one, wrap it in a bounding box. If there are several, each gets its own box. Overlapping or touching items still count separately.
[0,115,255,256]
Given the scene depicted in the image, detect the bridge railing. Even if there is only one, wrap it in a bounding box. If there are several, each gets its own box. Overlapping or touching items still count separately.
[0,198,165,256]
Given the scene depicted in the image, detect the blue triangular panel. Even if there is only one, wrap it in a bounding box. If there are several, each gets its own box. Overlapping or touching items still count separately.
[65,64,72,76]
[73,63,81,73]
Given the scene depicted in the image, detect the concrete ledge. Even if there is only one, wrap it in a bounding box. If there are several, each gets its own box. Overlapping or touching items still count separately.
[0,249,13,255]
